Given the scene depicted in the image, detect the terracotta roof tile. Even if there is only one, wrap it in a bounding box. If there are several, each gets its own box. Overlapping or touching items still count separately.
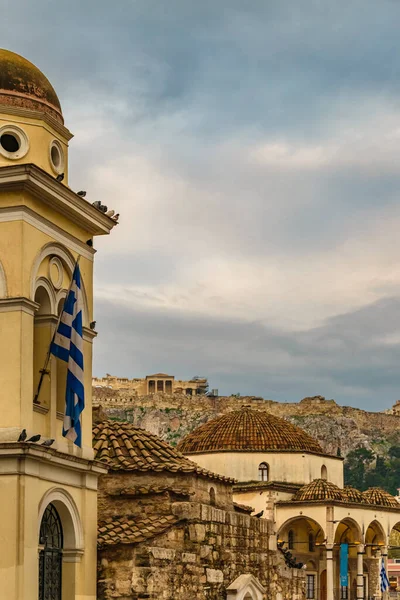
[177,407,323,455]
[362,488,399,508]
[98,514,180,547]
[93,420,234,482]
[293,479,345,502]
[107,485,194,497]
[343,486,365,504]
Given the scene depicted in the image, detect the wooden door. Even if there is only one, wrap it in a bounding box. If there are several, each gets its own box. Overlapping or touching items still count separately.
[320,570,327,600]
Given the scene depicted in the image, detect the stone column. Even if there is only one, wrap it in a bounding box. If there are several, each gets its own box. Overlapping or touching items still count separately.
[326,544,334,600]
[357,544,365,600]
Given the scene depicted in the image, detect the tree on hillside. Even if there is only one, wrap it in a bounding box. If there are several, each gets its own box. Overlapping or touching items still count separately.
[344,448,375,491]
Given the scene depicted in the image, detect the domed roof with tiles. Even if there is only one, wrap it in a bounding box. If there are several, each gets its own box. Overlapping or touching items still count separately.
[343,486,365,504]
[93,420,233,482]
[362,487,399,508]
[0,49,63,123]
[293,479,345,502]
[176,407,324,455]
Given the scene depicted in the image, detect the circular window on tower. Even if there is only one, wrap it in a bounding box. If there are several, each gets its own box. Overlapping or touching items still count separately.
[0,125,29,159]
[49,139,64,174]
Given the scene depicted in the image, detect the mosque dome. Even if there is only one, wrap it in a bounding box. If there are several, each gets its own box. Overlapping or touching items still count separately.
[0,49,63,123]
[176,407,324,455]
[362,487,399,508]
[342,486,365,504]
[293,479,345,502]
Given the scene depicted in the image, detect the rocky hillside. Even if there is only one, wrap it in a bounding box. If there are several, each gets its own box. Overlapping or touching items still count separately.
[93,391,400,459]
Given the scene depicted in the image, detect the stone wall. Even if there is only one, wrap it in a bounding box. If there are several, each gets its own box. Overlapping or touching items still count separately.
[93,392,400,458]
[98,498,305,600]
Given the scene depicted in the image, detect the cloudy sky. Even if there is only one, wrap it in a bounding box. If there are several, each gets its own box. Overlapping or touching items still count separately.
[4,1,400,409]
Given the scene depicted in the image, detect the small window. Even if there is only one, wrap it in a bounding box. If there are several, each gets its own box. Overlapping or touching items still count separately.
[186,388,193,396]
[321,465,327,480]
[49,139,64,174]
[288,529,294,549]
[307,574,316,599]
[209,487,216,506]
[0,125,29,159]
[340,587,348,600]
[309,533,315,552]
[258,462,269,482]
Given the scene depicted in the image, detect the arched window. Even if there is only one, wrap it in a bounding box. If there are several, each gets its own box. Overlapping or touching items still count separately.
[209,487,216,506]
[288,529,294,549]
[39,503,63,600]
[321,465,327,480]
[258,462,269,482]
[309,532,315,552]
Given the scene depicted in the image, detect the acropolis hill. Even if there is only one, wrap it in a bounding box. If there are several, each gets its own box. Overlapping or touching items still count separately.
[93,375,400,458]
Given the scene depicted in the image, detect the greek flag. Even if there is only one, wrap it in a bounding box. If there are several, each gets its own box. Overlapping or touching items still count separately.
[380,560,389,593]
[51,262,84,447]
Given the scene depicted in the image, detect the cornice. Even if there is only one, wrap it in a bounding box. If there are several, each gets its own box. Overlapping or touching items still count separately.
[0,296,39,315]
[0,442,108,475]
[0,204,95,261]
[0,164,117,236]
[0,105,73,140]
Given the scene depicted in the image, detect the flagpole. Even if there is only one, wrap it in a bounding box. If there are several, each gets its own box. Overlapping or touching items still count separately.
[33,255,81,405]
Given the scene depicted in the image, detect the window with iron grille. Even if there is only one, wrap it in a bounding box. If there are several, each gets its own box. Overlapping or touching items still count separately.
[306,574,315,599]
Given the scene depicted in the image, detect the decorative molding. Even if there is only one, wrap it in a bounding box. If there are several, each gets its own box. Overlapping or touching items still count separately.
[83,326,97,342]
[48,256,64,289]
[0,105,73,140]
[0,205,95,261]
[33,403,49,415]
[0,163,117,235]
[0,296,38,315]
[56,411,64,421]
[38,487,84,550]
[30,242,90,326]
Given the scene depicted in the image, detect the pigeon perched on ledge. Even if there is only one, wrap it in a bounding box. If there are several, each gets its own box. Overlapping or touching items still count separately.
[18,429,27,442]
[27,434,41,443]
[41,439,55,447]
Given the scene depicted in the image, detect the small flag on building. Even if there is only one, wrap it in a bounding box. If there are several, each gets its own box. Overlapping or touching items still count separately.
[380,560,389,593]
[51,262,85,447]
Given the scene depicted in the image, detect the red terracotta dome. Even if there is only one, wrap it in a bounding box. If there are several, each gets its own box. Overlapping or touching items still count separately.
[342,486,365,504]
[176,407,324,455]
[293,479,345,502]
[362,488,399,508]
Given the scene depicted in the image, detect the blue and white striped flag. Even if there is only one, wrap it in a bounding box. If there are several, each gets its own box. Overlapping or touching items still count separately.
[51,262,85,447]
[380,560,390,593]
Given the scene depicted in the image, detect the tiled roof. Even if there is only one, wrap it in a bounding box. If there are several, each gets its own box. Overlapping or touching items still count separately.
[93,420,234,482]
[98,514,179,547]
[293,479,345,502]
[107,485,194,498]
[233,502,254,514]
[177,407,324,455]
[343,486,365,504]
[362,487,400,508]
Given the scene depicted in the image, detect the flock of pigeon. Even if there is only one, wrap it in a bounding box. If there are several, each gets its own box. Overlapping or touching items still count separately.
[54,173,120,222]
[17,429,54,447]
[277,540,305,569]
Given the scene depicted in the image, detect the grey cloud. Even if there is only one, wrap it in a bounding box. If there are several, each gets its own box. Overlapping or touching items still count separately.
[93,296,400,409]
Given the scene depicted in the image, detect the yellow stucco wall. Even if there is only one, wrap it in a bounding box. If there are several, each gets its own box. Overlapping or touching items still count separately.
[187,451,344,487]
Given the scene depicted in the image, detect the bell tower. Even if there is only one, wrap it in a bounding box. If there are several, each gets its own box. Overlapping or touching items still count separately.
[0,49,116,600]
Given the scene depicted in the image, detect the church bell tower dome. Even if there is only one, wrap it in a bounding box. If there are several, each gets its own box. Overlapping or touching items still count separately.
[0,49,63,124]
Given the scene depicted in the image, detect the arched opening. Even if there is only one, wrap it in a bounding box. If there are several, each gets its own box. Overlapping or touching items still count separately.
[209,487,216,506]
[34,284,54,409]
[38,489,83,600]
[308,532,315,552]
[321,464,327,480]
[334,518,363,597]
[157,380,164,392]
[148,380,155,393]
[288,529,295,549]
[38,503,63,600]
[258,462,269,482]
[56,295,68,415]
